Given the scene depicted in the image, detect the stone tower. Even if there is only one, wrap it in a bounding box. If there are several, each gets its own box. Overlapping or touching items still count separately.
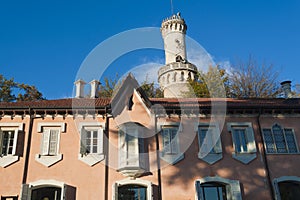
[158,12,198,98]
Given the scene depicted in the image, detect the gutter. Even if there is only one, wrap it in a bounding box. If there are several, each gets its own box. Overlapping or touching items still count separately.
[257,109,275,200]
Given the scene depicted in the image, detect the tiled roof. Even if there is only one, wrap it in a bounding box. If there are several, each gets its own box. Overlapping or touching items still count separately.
[0,98,300,110]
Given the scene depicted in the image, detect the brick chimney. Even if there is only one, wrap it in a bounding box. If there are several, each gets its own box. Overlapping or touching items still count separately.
[89,80,100,98]
[280,80,292,98]
[74,79,86,98]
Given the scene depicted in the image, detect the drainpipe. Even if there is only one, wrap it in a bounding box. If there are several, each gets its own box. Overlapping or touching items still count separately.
[257,110,275,200]
[22,107,34,184]
[104,106,112,200]
[155,114,162,200]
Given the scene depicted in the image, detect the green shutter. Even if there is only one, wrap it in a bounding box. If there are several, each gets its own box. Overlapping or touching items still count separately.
[213,128,222,153]
[80,128,87,155]
[246,127,257,153]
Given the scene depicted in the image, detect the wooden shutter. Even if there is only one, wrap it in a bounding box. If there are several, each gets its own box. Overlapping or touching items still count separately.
[172,129,179,154]
[80,128,87,155]
[63,184,76,200]
[195,181,203,200]
[199,129,209,156]
[0,129,3,156]
[97,128,103,154]
[162,129,171,154]
[12,129,19,155]
[20,184,30,200]
[49,129,59,155]
[212,128,222,153]
[41,129,50,155]
[246,127,257,153]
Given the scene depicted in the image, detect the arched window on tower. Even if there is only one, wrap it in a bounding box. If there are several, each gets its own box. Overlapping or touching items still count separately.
[173,72,177,82]
[180,71,184,81]
[188,72,192,80]
[167,74,170,84]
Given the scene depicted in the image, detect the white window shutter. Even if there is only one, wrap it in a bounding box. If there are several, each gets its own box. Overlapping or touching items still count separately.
[21,184,30,200]
[246,127,257,153]
[80,128,87,155]
[119,130,126,168]
[49,130,59,155]
[113,182,119,200]
[230,180,242,200]
[162,129,171,154]
[41,129,50,155]
[199,130,209,156]
[171,129,179,154]
[97,129,103,154]
[12,129,19,155]
[212,128,222,153]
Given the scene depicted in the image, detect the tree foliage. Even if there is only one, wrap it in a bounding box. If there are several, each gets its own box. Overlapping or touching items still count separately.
[0,74,44,102]
[228,57,280,98]
[184,66,229,98]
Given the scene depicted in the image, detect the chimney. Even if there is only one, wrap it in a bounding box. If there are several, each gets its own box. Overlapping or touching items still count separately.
[90,80,100,98]
[74,79,86,98]
[280,80,292,98]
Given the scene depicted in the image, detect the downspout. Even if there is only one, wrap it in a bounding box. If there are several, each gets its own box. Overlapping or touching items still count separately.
[155,114,162,200]
[104,106,112,200]
[257,109,275,200]
[22,107,34,184]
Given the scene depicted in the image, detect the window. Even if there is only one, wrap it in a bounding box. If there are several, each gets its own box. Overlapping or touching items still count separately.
[195,177,242,200]
[162,127,179,155]
[35,123,65,167]
[113,179,153,200]
[1,196,18,200]
[118,184,147,200]
[159,123,184,165]
[274,176,300,200]
[20,180,76,200]
[40,129,60,156]
[227,122,257,164]
[78,122,105,166]
[0,130,17,156]
[31,187,61,200]
[118,123,146,177]
[0,123,23,167]
[263,124,298,154]
[197,124,223,164]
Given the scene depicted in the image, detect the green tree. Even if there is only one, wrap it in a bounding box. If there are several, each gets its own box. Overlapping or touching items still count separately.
[0,74,44,102]
[184,65,229,98]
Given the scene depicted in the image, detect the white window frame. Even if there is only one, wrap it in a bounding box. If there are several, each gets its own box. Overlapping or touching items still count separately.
[78,122,105,166]
[118,123,146,177]
[0,123,23,168]
[195,176,242,200]
[227,122,257,164]
[113,178,153,200]
[35,123,65,167]
[20,179,76,200]
[262,124,299,154]
[196,123,223,164]
[273,176,300,200]
[158,122,184,165]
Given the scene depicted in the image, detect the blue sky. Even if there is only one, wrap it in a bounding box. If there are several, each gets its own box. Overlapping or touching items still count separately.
[0,0,299,99]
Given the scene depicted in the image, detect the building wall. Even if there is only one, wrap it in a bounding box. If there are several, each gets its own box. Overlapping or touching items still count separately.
[1,111,300,199]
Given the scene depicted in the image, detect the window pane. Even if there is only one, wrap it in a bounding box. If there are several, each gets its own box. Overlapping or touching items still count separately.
[233,129,247,152]
[285,129,297,153]
[201,182,227,200]
[273,126,287,153]
[118,184,147,200]
[279,181,300,200]
[263,129,276,153]
[31,187,62,200]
